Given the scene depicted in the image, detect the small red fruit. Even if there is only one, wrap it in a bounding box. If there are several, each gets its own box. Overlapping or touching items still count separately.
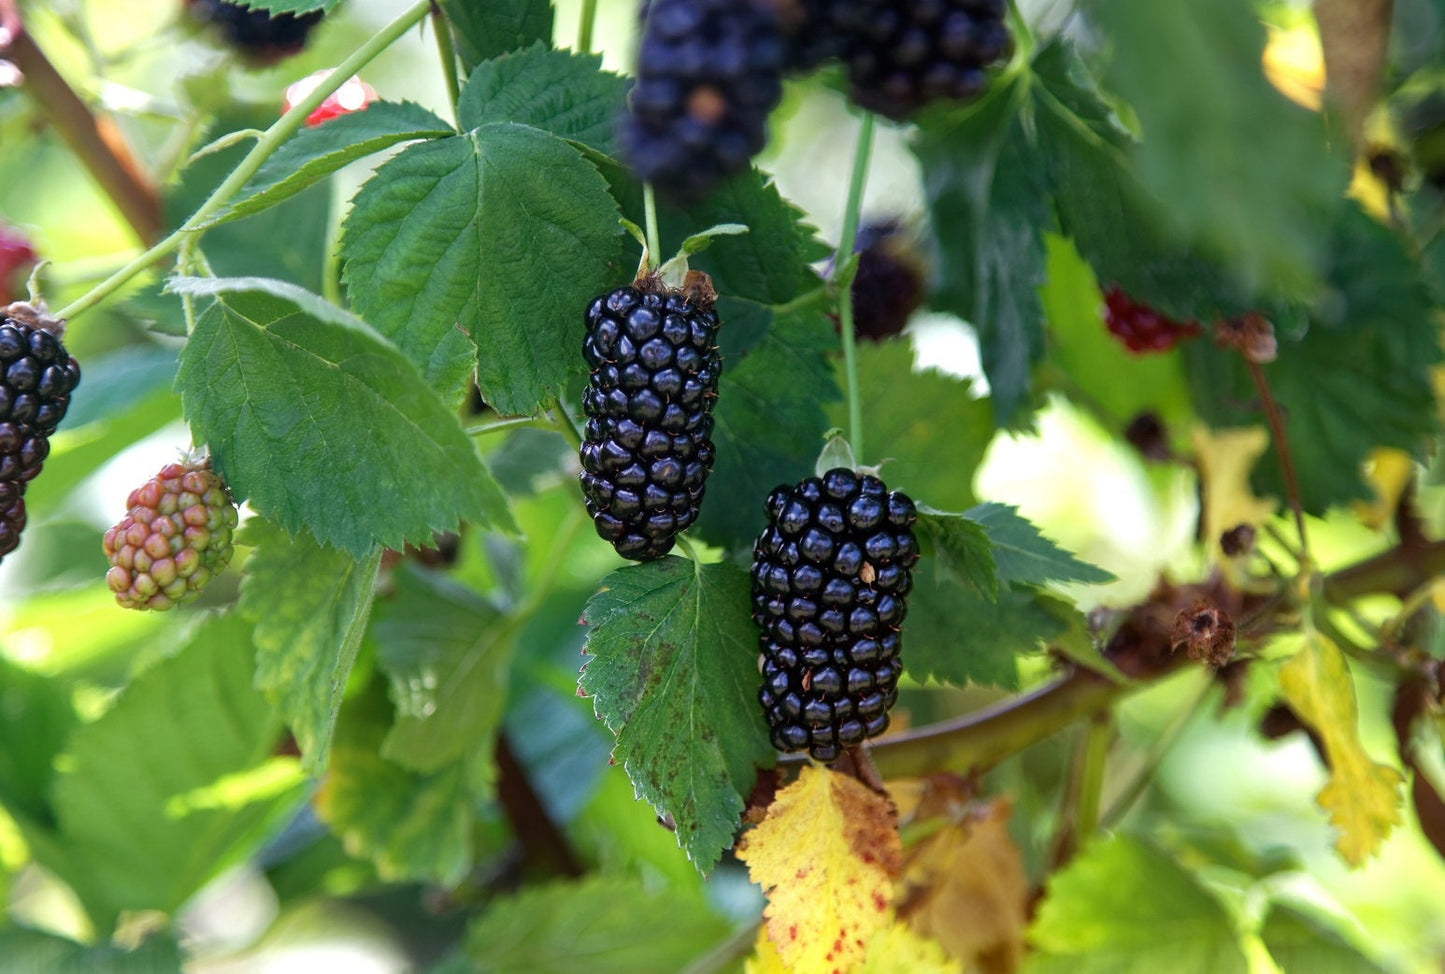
[0,224,37,305]
[283,71,377,127]
[1102,286,1202,354]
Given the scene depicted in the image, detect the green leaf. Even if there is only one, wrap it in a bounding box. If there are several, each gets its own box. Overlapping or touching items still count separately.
[340,124,624,411]
[0,927,181,974]
[315,681,480,886]
[439,0,554,71]
[0,655,77,824]
[700,308,839,552]
[579,558,774,871]
[372,566,515,776]
[1091,0,1344,298]
[904,564,1064,689]
[457,45,628,157]
[459,877,731,974]
[238,518,382,773]
[914,507,997,597]
[1031,41,1235,321]
[966,502,1114,587]
[232,0,339,13]
[917,77,1050,425]
[211,102,454,225]
[174,276,514,557]
[50,613,305,932]
[1025,835,1249,974]
[1260,904,1390,974]
[1185,205,1441,512]
[825,340,993,514]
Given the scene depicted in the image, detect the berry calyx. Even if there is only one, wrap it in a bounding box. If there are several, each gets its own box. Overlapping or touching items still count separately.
[283,71,378,127]
[750,467,919,762]
[1102,286,1203,354]
[621,0,787,199]
[579,275,722,562]
[0,302,80,564]
[103,460,238,610]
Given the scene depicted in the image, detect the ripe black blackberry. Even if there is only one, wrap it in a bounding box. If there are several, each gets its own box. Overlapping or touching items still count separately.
[750,467,919,761]
[621,0,787,199]
[185,0,323,62]
[579,274,721,561]
[0,303,81,562]
[848,220,924,341]
[781,0,1013,120]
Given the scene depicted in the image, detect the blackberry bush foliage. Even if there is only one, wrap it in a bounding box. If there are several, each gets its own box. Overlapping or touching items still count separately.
[7,1,1445,971]
[579,274,721,561]
[751,468,918,761]
[103,460,238,610]
[0,304,80,563]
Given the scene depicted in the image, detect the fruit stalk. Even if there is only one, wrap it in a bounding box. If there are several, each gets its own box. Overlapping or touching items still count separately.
[833,112,874,462]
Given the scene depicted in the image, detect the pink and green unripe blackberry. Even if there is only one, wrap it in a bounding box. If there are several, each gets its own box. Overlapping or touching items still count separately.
[750,467,919,762]
[0,303,81,563]
[103,461,238,610]
[580,275,722,561]
[1102,286,1203,353]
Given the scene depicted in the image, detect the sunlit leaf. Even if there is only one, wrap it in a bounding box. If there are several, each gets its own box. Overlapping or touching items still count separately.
[457,46,628,157]
[1278,631,1404,866]
[736,765,901,973]
[966,503,1115,588]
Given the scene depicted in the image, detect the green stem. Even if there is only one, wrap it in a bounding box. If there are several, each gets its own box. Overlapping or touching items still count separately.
[1099,671,1213,829]
[430,2,462,120]
[550,399,584,450]
[770,285,828,317]
[55,0,434,321]
[676,533,701,565]
[679,921,763,974]
[1074,714,1111,841]
[643,183,662,273]
[577,0,599,54]
[465,415,548,438]
[834,113,874,463]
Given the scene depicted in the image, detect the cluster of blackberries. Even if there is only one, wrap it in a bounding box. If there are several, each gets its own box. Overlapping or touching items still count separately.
[751,468,918,761]
[622,0,1012,198]
[784,0,1013,120]
[580,277,721,562]
[0,306,81,563]
[185,0,323,62]
[621,0,787,199]
[103,461,238,610]
[1102,286,1203,354]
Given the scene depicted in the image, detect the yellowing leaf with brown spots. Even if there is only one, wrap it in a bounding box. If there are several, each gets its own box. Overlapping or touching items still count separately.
[745,926,789,974]
[857,920,963,974]
[737,765,901,974]
[897,799,1027,973]
[1279,631,1403,866]
[1192,426,1277,560]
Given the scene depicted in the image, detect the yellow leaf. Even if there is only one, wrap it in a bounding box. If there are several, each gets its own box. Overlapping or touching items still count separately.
[1352,447,1414,530]
[746,926,790,974]
[1262,23,1324,111]
[896,800,1027,974]
[737,765,902,974]
[856,919,963,974]
[1191,426,1278,559]
[1278,632,1404,865]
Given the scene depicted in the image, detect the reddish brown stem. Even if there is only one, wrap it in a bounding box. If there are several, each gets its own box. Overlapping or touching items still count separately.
[3,22,162,244]
[1246,359,1309,561]
[494,733,584,879]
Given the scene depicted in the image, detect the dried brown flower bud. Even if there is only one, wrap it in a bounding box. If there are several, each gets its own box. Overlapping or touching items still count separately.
[1171,600,1237,666]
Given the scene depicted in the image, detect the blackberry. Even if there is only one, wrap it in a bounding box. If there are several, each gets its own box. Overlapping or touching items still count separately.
[579,274,721,561]
[750,467,919,761]
[848,220,924,341]
[185,0,323,62]
[621,0,787,199]
[1102,286,1202,354]
[103,460,238,610]
[782,0,1013,120]
[0,303,80,563]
